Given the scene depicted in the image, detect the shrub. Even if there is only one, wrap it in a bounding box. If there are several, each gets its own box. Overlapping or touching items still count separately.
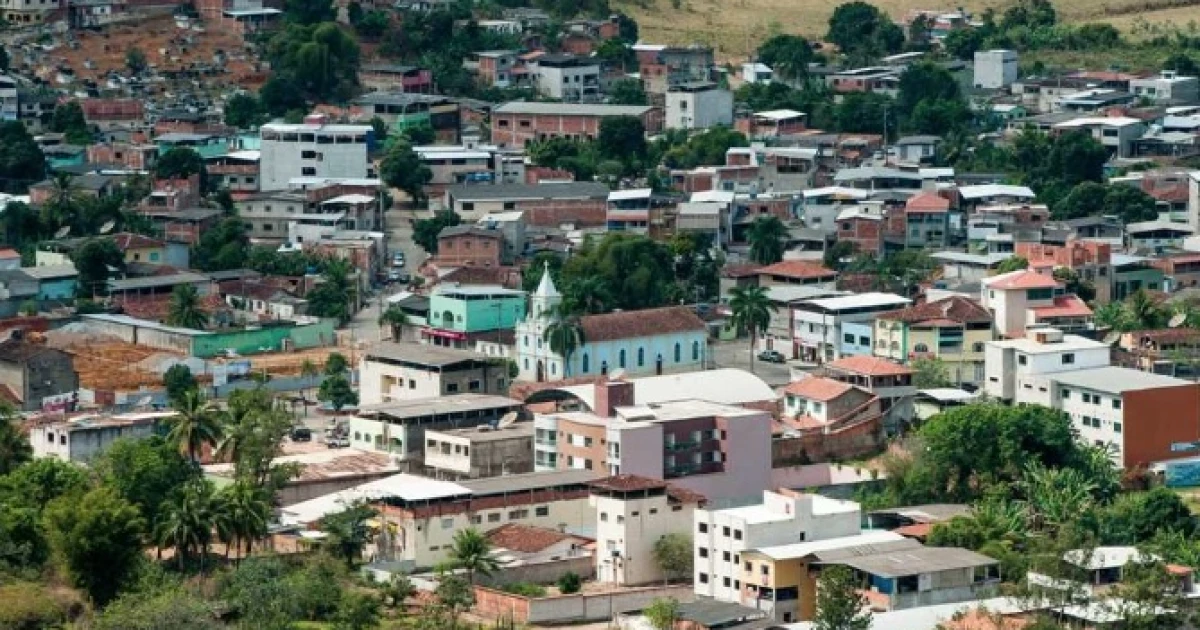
[557,572,582,594]
[500,582,547,598]
[0,582,84,630]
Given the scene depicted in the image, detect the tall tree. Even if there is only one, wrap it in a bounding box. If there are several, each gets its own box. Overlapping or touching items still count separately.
[215,479,271,559]
[652,533,693,583]
[318,373,358,414]
[814,565,871,630]
[826,1,904,59]
[413,210,461,254]
[543,312,586,378]
[283,0,335,25]
[155,479,217,571]
[71,238,125,298]
[306,258,357,323]
[265,23,361,104]
[756,34,812,83]
[728,285,776,373]
[380,138,432,205]
[191,216,249,271]
[154,147,205,182]
[93,436,195,542]
[0,405,31,475]
[322,502,375,566]
[162,364,198,402]
[224,93,263,129]
[166,389,223,463]
[598,115,647,165]
[447,528,501,584]
[44,486,145,605]
[166,284,210,329]
[746,215,788,264]
[379,306,409,341]
[49,102,93,145]
[643,598,680,630]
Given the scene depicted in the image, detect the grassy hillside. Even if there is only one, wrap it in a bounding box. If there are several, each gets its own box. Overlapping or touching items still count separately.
[613,0,1200,62]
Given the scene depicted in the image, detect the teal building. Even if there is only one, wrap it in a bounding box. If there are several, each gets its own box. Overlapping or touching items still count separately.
[423,284,527,348]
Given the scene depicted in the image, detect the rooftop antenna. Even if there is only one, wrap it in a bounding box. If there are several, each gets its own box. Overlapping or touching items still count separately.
[496,411,518,429]
[99,219,116,234]
[54,225,70,239]
[1170,313,1188,328]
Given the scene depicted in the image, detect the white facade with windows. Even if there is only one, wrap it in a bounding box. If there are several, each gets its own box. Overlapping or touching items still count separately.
[666,83,734,130]
[792,293,911,362]
[973,49,1018,89]
[693,491,860,603]
[983,328,1111,404]
[592,480,701,586]
[259,122,373,191]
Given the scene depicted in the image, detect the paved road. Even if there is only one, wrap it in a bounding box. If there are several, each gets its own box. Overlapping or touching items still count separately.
[346,203,429,343]
[709,339,794,387]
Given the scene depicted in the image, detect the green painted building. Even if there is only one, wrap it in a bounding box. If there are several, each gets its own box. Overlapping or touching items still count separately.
[157,132,229,159]
[424,284,526,348]
[1113,254,1169,300]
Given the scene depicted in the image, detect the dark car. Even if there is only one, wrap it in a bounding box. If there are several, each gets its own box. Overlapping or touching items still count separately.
[290,426,312,442]
[757,350,786,363]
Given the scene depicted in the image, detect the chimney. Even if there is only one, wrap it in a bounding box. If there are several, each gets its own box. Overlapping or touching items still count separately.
[594,380,635,417]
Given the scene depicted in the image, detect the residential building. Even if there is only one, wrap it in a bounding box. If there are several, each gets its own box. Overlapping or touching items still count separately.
[236,182,383,243]
[932,252,1013,282]
[983,327,1111,405]
[873,296,994,385]
[515,268,707,382]
[358,343,511,404]
[780,376,881,435]
[742,62,773,84]
[635,44,714,95]
[958,184,1037,210]
[415,145,507,191]
[826,66,900,95]
[1052,116,1145,158]
[206,150,260,198]
[533,379,772,499]
[422,422,534,479]
[156,132,228,159]
[904,191,952,247]
[350,394,522,459]
[973,49,1019,89]
[1051,366,1200,467]
[435,226,505,268]
[0,75,16,122]
[359,64,434,93]
[280,470,598,571]
[423,283,526,348]
[521,368,779,417]
[30,412,172,462]
[1054,89,1137,113]
[491,102,663,148]
[758,285,847,358]
[895,135,941,164]
[353,93,460,143]
[442,182,610,227]
[607,188,653,233]
[0,269,40,317]
[1016,240,1114,303]
[258,120,374,191]
[1127,219,1194,251]
[484,523,593,568]
[0,336,78,411]
[693,489,861,604]
[36,232,166,267]
[820,355,917,434]
[792,293,912,363]
[0,0,62,25]
[967,203,1050,246]
[1153,252,1200,290]
[737,109,806,139]
[665,82,734,130]
[981,269,1093,337]
[23,264,78,302]
[591,475,708,586]
[800,187,871,236]
[757,260,838,288]
[534,54,601,101]
[1130,71,1199,103]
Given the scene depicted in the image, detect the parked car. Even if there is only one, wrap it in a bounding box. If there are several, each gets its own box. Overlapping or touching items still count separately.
[392,252,405,267]
[757,350,786,363]
[326,436,350,448]
[387,269,402,282]
[290,426,312,442]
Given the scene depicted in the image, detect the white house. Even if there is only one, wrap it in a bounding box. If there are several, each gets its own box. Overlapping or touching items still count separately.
[973,49,1019,89]
[358,343,509,404]
[515,267,708,382]
[983,327,1111,405]
[981,269,1093,338]
[30,412,174,462]
[1130,71,1200,103]
[590,475,707,586]
[259,121,373,191]
[792,292,911,363]
[665,82,734,130]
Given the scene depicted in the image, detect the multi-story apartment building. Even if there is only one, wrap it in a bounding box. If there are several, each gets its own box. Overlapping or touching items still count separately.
[353,93,460,144]
[792,292,912,363]
[634,44,714,95]
[258,119,374,191]
[349,393,522,459]
[665,82,734,130]
[981,269,1093,338]
[422,283,526,348]
[533,380,772,500]
[873,296,994,385]
[1017,240,1114,302]
[442,182,610,228]
[973,49,1019,89]
[1130,70,1199,103]
[756,260,838,288]
[1052,116,1146,159]
[983,327,1111,406]
[758,285,846,358]
[422,421,533,479]
[591,475,707,586]
[236,182,382,243]
[491,102,663,148]
[359,64,434,94]
[693,489,860,604]
[534,54,601,101]
[435,226,505,268]
[30,412,174,462]
[358,343,511,405]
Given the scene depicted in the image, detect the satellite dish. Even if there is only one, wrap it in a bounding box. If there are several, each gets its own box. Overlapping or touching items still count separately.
[496,411,518,429]
[1102,331,1121,345]
[609,368,627,381]
[54,225,70,239]
[99,220,116,234]
[1170,313,1188,328]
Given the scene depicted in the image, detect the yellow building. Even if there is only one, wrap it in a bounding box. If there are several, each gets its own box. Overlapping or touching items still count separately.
[873,296,994,385]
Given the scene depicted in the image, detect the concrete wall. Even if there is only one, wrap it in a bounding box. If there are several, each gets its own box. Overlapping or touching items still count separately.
[191,320,337,357]
[771,415,885,466]
[476,555,595,588]
[474,584,695,624]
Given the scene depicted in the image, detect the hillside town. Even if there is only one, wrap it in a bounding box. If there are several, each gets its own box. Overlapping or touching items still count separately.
[9,0,1200,628]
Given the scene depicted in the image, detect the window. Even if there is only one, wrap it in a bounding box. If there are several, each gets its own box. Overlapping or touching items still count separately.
[1114,421,1122,433]
[674,343,681,363]
[1082,393,1092,404]
[472,515,482,524]
[698,573,708,584]
[699,548,709,558]
[619,349,627,368]
[442,518,454,529]
[446,383,459,393]
[1062,353,1075,365]
[509,509,529,519]
[637,347,645,367]
[488,513,501,522]
[973,342,985,352]
[693,340,700,361]
[1018,355,1027,366]
[468,379,481,392]
[601,512,609,522]
[408,379,416,389]
[649,508,658,515]
[760,564,769,575]
[914,343,929,353]
[698,523,708,533]
[1113,399,1122,410]
[301,167,317,176]
[734,529,743,540]
[462,203,475,211]
[844,333,855,344]
[860,336,870,346]
[723,551,731,561]
[722,526,731,537]
[582,353,589,373]
[301,150,318,159]
[744,561,752,571]
[723,577,731,587]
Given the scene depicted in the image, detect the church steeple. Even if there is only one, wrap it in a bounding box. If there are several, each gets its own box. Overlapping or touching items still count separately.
[531,262,561,320]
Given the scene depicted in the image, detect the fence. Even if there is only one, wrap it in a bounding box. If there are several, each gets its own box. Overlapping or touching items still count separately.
[473,584,695,625]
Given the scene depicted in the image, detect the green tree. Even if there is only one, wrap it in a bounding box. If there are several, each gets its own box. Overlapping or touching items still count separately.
[218,556,296,630]
[557,572,582,594]
[729,284,775,373]
[448,528,501,584]
[652,533,693,583]
[644,597,680,630]
[322,502,375,566]
[1053,182,1158,223]
[381,574,416,609]
[318,373,358,413]
[896,62,967,133]
[826,1,904,59]
[1164,53,1200,77]
[325,352,350,376]
[154,479,217,571]
[660,127,749,169]
[0,406,31,475]
[563,275,612,315]
[746,215,788,264]
[911,356,952,388]
[192,216,249,271]
[284,0,335,25]
[598,115,647,165]
[402,122,436,145]
[166,389,223,463]
[215,479,271,559]
[942,27,986,60]
[71,238,124,298]
[162,364,198,402]
[814,565,871,630]
[756,34,812,82]
[833,92,892,136]
[560,233,676,310]
[334,590,381,630]
[995,256,1030,274]
[93,436,195,539]
[307,258,358,323]
[380,138,432,205]
[154,147,205,181]
[266,22,361,104]
[355,10,389,38]
[125,47,148,73]
[346,0,364,24]
[94,588,222,630]
[543,313,586,378]
[0,582,82,629]
[379,305,409,340]
[1099,487,1195,545]
[434,573,473,627]
[608,77,648,105]
[166,284,210,329]
[1053,267,1096,303]
[44,486,145,605]
[49,102,92,145]
[224,93,263,128]
[413,210,461,254]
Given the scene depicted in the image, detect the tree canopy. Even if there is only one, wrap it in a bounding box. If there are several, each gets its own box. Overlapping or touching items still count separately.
[826,2,904,61]
[0,122,46,194]
[263,23,361,108]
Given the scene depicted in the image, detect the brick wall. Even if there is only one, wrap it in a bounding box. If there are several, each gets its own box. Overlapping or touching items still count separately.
[771,416,885,466]
[473,584,695,624]
[522,198,607,228]
[437,234,502,267]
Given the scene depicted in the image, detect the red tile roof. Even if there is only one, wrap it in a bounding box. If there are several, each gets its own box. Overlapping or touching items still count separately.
[983,269,1060,290]
[904,191,950,213]
[878,296,991,325]
[579,306,706,343]
[0,249,20,260]
[892,522,933,539]
[1030,295,1093,319]
[720,264,763,278]
[1127,328,1200,343]
[783,377,854,402]
[485,523,587,554]
[757,260,837,280]
[826,355,914,377]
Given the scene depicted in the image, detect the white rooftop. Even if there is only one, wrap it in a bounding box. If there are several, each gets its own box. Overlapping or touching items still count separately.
[608,188,653,201]
[931,251,1013,265]
[1064,546,1151,570]
[322,194,376,205]
[802,292,911,311]
[784,597,1028,630]
[1127,219,1194,234]
[755,109,805,120]
[918,388,979,403]
[554,368,778,409]
[752,530,906,561]
[958,184,1036,200]
[279,474,471,526]
[262,122,373,133]
[1053,116,1143,129]
[988,334,1109,355]
[803,186,870,200]
[689,190,736,204]
[1051,366,1192,394]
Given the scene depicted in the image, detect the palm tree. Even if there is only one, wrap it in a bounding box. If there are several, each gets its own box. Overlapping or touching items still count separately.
[167,389,224,463]
[300,358,320,413]
[543,311,586,378]
[44,172,83,229]
[166,284,210,329]
[378,305,409,341]
[155,479,217,571]
[215,480,271,561]
[1125,289,1168,330]
[448,528,500,585]
[728,285,776,373]
[1094,301,1128,332]
[746,215,788,265]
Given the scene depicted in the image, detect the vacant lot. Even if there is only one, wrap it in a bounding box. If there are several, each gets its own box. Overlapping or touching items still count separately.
[615,0,1200,61]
